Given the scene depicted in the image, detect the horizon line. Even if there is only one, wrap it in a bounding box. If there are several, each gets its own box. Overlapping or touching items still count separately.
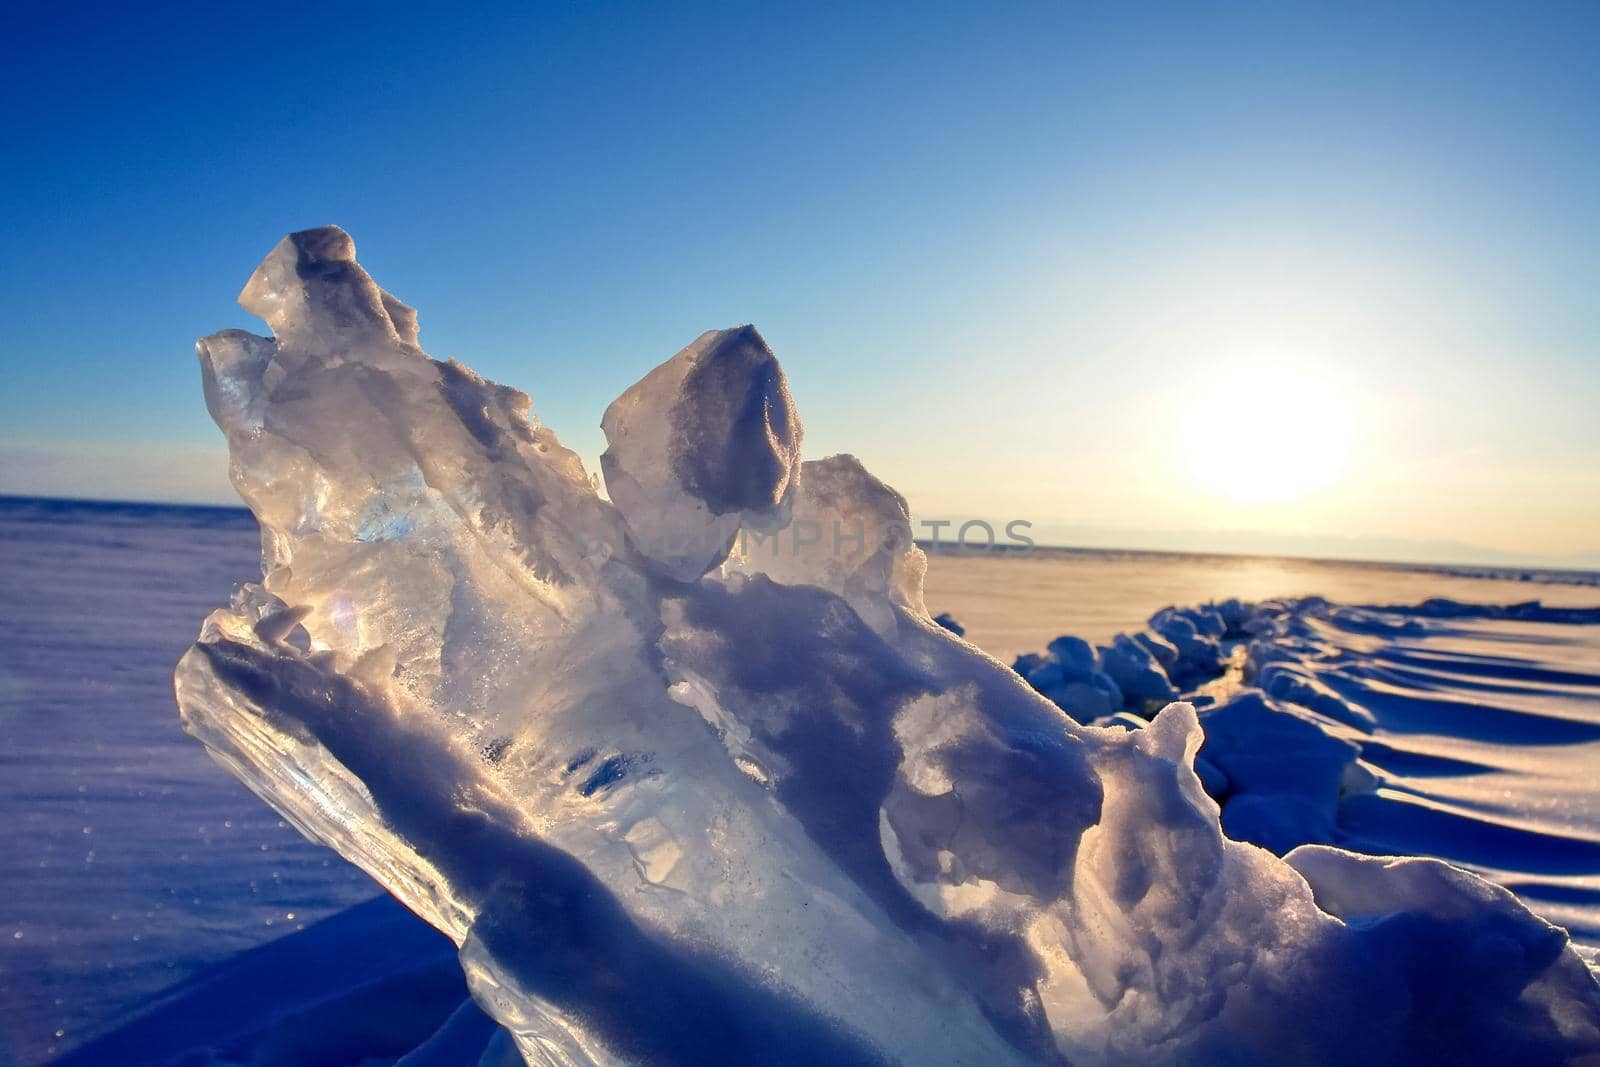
[5,491,1597,582]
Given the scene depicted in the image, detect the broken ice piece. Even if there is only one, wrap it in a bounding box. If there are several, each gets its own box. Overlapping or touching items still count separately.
[601,326,801,581]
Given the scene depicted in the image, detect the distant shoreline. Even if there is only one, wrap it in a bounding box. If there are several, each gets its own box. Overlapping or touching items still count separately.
[919,537,1600,587]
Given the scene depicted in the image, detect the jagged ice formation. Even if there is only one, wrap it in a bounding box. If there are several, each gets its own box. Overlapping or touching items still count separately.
[175,228,1600,1066]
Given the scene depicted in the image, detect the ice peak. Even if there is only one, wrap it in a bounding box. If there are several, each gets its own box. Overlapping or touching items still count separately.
[601,324,802,580]
[240,225,417,351]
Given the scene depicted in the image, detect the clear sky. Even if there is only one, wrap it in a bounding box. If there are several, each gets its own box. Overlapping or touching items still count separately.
[2,2,1596,566]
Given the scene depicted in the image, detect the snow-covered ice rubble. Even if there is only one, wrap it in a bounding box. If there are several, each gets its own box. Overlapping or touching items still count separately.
[1008,596,1600,880]
[176,227,1600,1065]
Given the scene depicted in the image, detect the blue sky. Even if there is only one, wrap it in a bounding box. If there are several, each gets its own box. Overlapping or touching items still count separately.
[2,2,1596,564]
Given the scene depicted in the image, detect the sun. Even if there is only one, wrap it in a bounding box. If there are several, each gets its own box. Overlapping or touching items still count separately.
[1185,365,1358,505]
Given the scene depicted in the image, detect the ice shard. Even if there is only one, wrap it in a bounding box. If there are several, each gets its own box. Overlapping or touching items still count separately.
[176,227,1600,1065]
[601,324,801,582]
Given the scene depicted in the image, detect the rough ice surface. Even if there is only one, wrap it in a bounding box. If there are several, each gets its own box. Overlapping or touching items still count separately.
[1097,634,1178,710]
[176,227,1600,1065]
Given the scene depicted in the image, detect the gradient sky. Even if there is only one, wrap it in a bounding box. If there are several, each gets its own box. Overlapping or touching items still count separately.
[2,2,1596,565]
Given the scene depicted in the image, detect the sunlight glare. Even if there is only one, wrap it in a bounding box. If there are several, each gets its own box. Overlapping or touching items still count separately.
[1186,365,1357,505]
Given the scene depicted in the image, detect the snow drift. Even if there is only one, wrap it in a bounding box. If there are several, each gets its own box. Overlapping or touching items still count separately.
[175,227,1600,1065]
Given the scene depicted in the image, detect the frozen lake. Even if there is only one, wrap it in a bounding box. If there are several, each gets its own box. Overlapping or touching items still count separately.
[923,544,1600,663]
[4,496,1598,1063]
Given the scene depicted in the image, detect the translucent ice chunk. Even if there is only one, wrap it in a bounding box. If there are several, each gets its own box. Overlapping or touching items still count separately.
[601,325,800,581]
[177,228,1600,1066]
[723,453,925,636]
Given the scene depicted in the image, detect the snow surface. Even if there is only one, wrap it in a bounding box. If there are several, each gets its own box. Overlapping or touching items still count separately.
[1004,596,1600,948]
[0,497,387,1065]
[153,227,1600,1065]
